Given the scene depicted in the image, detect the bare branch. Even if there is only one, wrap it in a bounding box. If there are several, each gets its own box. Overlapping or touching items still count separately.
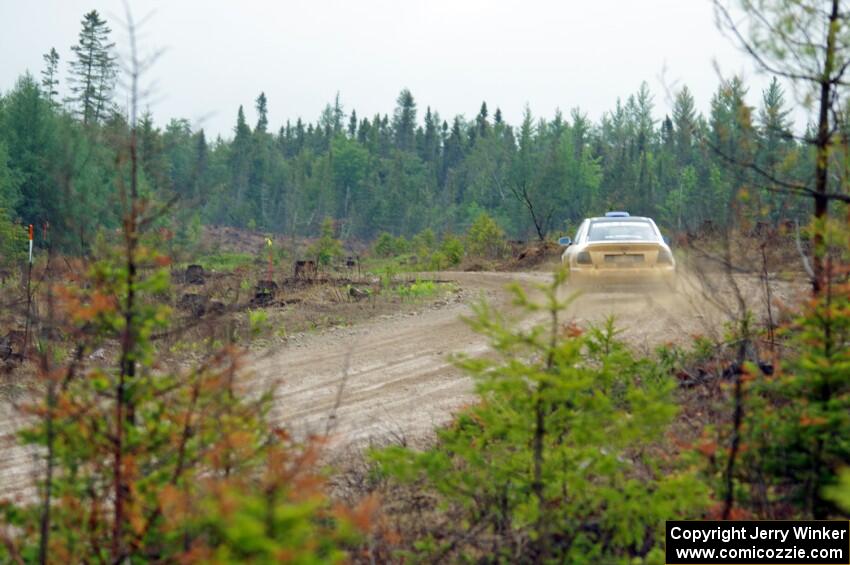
[714,1,823,82]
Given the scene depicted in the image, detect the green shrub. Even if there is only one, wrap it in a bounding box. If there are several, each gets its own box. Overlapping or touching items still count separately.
[465,212,507,259]
[440,235,464,266]
[393,235,410,254]
[412,228,436,256]
[0,207,26,269]
[373,232,396,257]
[379,263,397,290]
[395,278,440,300]
[426,251,448,271]
[697,221,850,520]
[738,276,849,518]
[309,217,344,266]
[372,233,410,258]
[371,270,706,561]
[825,469,850,513]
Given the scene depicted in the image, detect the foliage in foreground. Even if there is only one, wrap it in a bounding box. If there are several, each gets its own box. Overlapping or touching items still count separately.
[371,270,707,563]
[696,220,850,520]
[743,274,850,518]
[0,238,362,563]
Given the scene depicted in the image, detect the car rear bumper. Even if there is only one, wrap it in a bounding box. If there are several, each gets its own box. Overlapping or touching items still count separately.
[568,266,676,289]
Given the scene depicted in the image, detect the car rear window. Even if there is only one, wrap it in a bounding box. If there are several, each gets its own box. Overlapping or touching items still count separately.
[587,221,656,242]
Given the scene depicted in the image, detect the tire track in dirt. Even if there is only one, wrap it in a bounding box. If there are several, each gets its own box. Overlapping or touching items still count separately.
[249,271,543,448]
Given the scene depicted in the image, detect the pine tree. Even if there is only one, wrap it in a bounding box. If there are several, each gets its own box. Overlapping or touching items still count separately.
[255,92,269,133]
[234,106,251,142]
[67,10,117,124]
[758,78,792,156]
[250,94,274,227]
[40,48,60,104]
[348,109,358,138]
[227,105,253,224]
[476,101,489,137]
[709,76,755,224]
[570,107,590,159]
[512,107,544,238]
[441,116,465,187]
[3,74,56,226]
[421,106,439,163]
[757,77,794,221]
[392,89,417,152]
[333,92,344,134]
[357,116,370,144]
[0,141,22,217]
[137,110,167,191]
[295,118,305,151]
[632,82,656,153]
[656,114,678,220]
[192,129,209,203]
[709,77,753,163]
[672,85,697,166]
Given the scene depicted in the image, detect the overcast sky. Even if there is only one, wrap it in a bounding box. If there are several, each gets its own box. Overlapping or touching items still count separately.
[1,0,777,139]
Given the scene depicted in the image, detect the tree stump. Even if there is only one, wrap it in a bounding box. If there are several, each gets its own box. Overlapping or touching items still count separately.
[293,260,317,280]
[251,280,278,306]
[185,264,206,285]
[178,293,209,317]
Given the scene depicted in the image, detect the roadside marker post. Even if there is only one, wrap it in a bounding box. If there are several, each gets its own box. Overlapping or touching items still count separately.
[266,237,274,282]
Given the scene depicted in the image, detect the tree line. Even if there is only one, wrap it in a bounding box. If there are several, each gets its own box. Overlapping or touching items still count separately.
[0,10,819,255]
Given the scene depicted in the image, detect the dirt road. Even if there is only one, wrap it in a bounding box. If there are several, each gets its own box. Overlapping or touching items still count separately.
[0,269,797,497]
[248,269,776,450]
[251,271,538,450]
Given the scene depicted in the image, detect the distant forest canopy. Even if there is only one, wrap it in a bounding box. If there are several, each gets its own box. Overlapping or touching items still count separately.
[0,10,813,252]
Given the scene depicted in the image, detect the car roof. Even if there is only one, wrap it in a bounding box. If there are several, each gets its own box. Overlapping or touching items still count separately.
[588,216,654,223]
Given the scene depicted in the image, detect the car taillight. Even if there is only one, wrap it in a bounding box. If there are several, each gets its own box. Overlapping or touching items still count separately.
[657,249,673,264]
[576,251,592,265]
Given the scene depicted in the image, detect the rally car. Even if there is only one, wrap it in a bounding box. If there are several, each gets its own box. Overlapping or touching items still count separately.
[558,212,676,289]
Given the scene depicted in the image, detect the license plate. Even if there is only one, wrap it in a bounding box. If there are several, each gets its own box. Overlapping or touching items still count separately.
[603,254,644,266]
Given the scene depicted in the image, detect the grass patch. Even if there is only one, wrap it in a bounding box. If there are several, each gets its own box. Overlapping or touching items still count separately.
[361,254,416,275]
[394,279,453,301]
[184,251,255,272]
[362,253,459,276]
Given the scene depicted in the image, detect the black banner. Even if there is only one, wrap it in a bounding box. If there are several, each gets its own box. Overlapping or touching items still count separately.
[666,521,849,564]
